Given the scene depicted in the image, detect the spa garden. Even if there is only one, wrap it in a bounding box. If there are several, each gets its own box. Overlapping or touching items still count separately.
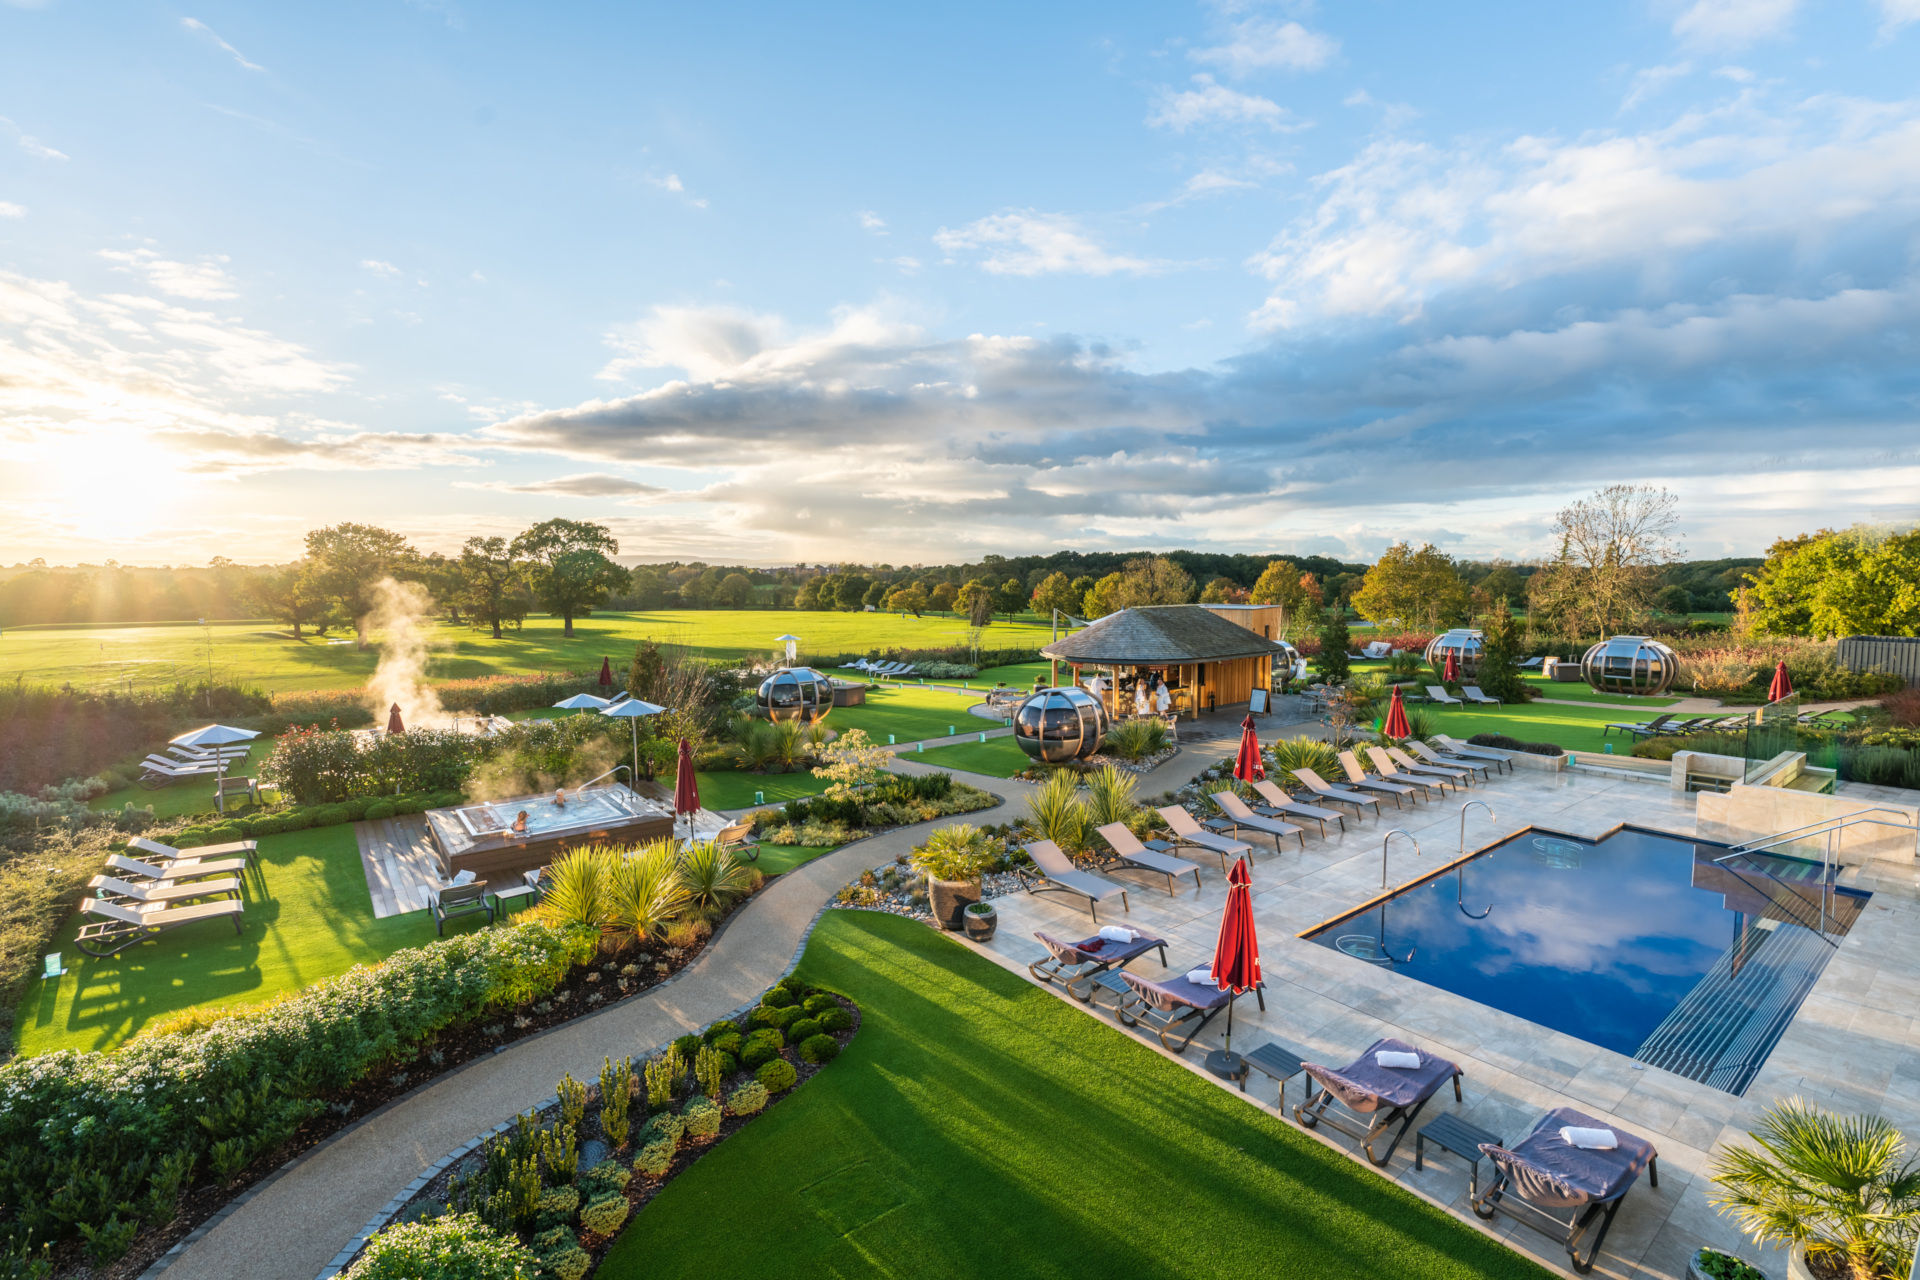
[2,608,1919,1280]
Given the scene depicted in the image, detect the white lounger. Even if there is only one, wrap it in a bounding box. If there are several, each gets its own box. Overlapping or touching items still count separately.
[130,835,259,866]
[1290,767,1384,817]
[1423,686,1465,706]
[75,895,245,956]
[108,852,251,882]
[1336,751,1420,807]
[1248,778,1348,835]
[87,873,241,906]
[1459,686,1503,706]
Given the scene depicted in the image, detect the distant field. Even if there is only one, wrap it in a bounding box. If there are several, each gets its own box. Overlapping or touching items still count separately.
[0,611,1056,696]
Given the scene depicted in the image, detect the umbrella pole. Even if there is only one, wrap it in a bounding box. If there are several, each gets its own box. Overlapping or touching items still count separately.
[216,754,226,815]
[1224,997,1234,1055]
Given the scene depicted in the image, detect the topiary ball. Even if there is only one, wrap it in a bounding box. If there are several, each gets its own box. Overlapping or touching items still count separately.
[671,1033,701,1059]
[741,1038,780,1071]
[715,1050,737,1076]
[801,993,839,1015]
[759,987,795,1009]
[579,1193,630,1236]
[771,1006,805,1031]
[702,1019,739,1043]
[681,1096,722,1138]
[363,801,397,822]
[817,1007,853,1033]
[777,973,809,998]
[537,1186,580,1218]
[577,1162,631,1199]
[798,1034,841,1065]
[709,1031,743,1056]
[756,1059,798,1093]
[787,1018,822,1044]
[746,1006,784,1031]
[726,1080,769,1116]
[632,1138,675,1179]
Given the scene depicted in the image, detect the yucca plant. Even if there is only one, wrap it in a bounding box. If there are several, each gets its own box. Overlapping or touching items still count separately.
[728,717,779,771]
[1269,735,1341,779]
[532,846,617,933]
[910,824,998,882]
[675,839,754,922]
[1103,719,1166,761]
[769,718,808,769]
[1025,768,1090,854]
[1710,1098,1920,1280]
[607,840,688,945]
[1084,765,1139,830]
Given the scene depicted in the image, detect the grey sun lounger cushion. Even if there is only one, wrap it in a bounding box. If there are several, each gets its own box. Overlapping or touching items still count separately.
[1096,823,1202,893]
[1036,929,1167,969]
[89,873,241,905]
[1424,686,1465,705]
[1122,969,1232,1013]
[1210,792,1305,850]
[130,836,258,864]
[1024,840,1130,919]
[107,853,250,882]
[1155,806,1253,859]
[1305,1038,1460,1112]
[1290,768,1384,813]
[1480,1108,1657,1209]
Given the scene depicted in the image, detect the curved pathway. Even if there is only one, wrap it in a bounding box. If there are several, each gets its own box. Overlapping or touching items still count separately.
[160,805,1002,1280]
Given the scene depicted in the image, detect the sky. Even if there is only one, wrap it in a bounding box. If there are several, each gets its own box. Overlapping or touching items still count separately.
[2,0,1918,569]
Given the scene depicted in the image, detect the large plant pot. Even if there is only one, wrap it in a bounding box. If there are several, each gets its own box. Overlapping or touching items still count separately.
[962,903,998,942]
[927,876,981,931]
[1785,1247,1814,1280]
[1689,1248,1775,1280]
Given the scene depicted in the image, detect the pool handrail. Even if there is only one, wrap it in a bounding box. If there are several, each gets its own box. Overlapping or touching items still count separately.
[1457,801,1495,919]
[1380,829,1421,889]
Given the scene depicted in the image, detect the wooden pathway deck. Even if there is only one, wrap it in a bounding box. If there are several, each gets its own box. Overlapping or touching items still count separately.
[355,815,444,918]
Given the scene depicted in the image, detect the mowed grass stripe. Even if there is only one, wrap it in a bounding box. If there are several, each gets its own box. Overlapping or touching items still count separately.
[599,911,1549,1280]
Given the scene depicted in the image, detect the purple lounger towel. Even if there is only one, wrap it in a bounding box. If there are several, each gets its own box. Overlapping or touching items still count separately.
[1035,930,1164,967]
[1479,1107,1657,1208]
[1304,1037,1459,1112]
[1121,970,1233,1012]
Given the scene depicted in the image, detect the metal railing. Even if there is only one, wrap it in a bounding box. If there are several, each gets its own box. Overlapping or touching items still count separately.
[1716,810,1917,935]
[1457,801,1495,919]
[1380,829,1420,888]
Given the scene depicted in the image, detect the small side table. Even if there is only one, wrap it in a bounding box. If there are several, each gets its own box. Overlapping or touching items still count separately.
[1244,1042,1306,1105]
[1086,968,1133,1012]
[1415,1112,1502,1197]
[489,884,538,919]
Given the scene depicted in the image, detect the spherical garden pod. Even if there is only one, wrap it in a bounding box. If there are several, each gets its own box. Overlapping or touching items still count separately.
[755,667,834,723]
[1422,629,1485,677]
[1012,687,1110,764]
[1580,635,1679,697]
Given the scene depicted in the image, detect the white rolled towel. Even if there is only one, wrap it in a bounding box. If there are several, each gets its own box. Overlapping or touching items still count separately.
[1184,967,1216,985]
[1561,1126,1618,1150]
[1097,925,1136,943]
[450,870,477,887]
[1375,1050,1423,1069]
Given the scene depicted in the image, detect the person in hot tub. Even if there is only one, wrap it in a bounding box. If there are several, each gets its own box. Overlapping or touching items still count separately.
[553,788,567,808]
[512,811,530,834]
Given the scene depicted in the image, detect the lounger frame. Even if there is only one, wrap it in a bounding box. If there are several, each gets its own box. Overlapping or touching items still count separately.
[1295,1067,1463,1166]
[1472,1158,1658,1275]
[1117,983,1266,1053]
[1027,933,1169,1002]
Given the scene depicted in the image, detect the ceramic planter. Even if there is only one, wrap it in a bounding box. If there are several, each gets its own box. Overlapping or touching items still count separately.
[927,875,981,931]
[962,903,998,941]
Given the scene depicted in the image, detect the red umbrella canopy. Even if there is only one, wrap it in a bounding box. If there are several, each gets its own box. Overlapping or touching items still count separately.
[1232,714,1265,782]
[1383,685,1411,740]
[673,737,700,816]
[386,702,405,735]
[1768,661,1794,702]
[1443,653,1459,683]
[1210,856,1261,994]
[598,656,614,688]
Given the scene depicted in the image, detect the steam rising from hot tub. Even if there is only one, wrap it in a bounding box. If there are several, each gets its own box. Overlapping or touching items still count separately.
[365,577,449,730]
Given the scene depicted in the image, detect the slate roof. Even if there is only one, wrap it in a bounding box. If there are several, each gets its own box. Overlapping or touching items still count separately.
[1040,605,1291,665]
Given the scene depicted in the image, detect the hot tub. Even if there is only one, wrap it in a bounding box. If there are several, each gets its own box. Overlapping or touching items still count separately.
[424,783,676,885]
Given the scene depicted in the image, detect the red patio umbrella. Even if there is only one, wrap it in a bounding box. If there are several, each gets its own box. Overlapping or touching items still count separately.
[1383,685,1411,740]
[1205,855,1262,1076]
[598,656,614,689]
[1232,714,1266,782]
[1443,653,1459,684]
[1768,661,1793,703]
[673,737,700,840]
[386,702,405,735]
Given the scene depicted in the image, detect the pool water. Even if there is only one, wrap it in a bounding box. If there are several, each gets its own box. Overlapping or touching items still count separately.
[458,787,659,837]
[1303,824,1868,1093]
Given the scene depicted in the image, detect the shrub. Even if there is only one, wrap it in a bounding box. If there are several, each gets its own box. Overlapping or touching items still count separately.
[363,801,397,822]
[776,972,809,997]
[636,1112,685,1149]
[702,1019,739,1042]
[632,1139,676,1179]
[747,1005,785,1031]
[530,1226,590,1280]
[726,1080,769,1116]
[709,1030,743,1056]
[1693,1250,1767,1280]
[311,805,349,827]
[801,993,839,1015]
[671,1032,702,1059]
[788,1017,823,1043]
[714,1050,738,1076]
[816,1007,853,1033]
[759,986,795,1009]
[769,1005,805,1031]
[682,1095,722,1138]
[756,1058,798,1092]
[344,1212,539,1280]
[741,1030,784,1070]
[579,1192,630,1236]
[912,823,997,882]
[797,1034,841,1065]
[576,1161,631,1200]
[536,1185,580,1219]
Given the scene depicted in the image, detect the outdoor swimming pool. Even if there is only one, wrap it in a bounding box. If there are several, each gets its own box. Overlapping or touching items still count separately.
[1302,824,1869,1094]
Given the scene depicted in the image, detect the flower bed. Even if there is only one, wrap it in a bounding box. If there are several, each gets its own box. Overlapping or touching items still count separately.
[344,976,862,1280]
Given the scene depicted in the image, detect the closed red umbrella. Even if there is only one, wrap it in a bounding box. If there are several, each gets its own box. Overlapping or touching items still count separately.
[386,702,405,735]
[1768,661,1793,703]
[1443,653,1459,684]
[1383,685,1411,740]
[1232,714,1265,782]
[673,737,700,840]
[598,656,614,689]
[1205,855,1262,1078]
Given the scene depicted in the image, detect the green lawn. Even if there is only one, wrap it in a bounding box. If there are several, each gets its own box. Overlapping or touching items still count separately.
[746,844,838,875]
[1417,701,1650,754]
[1519,675,1681,707]
[16,824,454,1056]
[600,911,1549,1280]
[694,770,832,812]
[913,736,1030,778]
[4,611,1055,695]
[827,684,987,745]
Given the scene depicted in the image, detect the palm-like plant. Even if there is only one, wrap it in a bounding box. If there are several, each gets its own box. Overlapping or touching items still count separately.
[1711,1098,1920,1280]
[533,846,617,933]
[675,839,754,923]
[1269,735,1340,779]
[607,839,688,945]
[911,824,998,882]
[1025,768,1090,854]
[1103,719,1166,761]
[1084,765,1138,830]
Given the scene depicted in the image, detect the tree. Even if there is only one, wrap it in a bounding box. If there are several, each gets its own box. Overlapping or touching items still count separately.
[1482,564,1526,609]
[247,564,328,639]
[994,577,1026,620]
[1351,543,1470,632]
[1654,584,1692,616]
[1250,559,1309,629]
[1082,572,1124,618]
[861,580,888,610]
[715,572,754,608]
[961,582,994,628]
[1312,607,1350,682]
[1029,571,1080,619]
[510,518,627,637]
[1474,599,1529,704]
[1526,485,1683,640]
[928,582,958,613]
[1743,527,1920,638]
[456,536,528,639]
[885,584,928,615]
[1111,557,1195,610]
[1199,577,1234,603]
[304,523,420,644]
[625,566,672,610]
[836,575,873,611]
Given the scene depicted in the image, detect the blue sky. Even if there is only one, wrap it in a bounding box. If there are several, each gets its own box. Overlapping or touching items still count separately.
[2,0,1918,567]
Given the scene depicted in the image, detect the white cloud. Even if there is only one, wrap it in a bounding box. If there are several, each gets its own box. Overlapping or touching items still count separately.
[1672,0,1798,49]
[458,473,666,498]
[648,173,709,209]
[0,202,22,219]
[0,116,67,160]
[181,17,267,72]
[361,259,402,278]
[1190,18,1337,76]
[1621,63,1691,112]
[98,248,239,301]
[1876,0,1920,36]
[891,256,921,273]
[933,211,1162,277]
[1147,75,1293,132]
[858,210,888,234]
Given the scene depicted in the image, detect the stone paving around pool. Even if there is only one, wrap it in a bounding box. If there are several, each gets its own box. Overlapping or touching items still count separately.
[966,762,1920,1280]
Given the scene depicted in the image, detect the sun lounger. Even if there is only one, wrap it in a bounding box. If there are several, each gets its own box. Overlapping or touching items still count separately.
[1365,747,1455,796]
[1406,740,1491,781]
[74,895,245,957]
[1154,806,1253,870]
[1295,1037,1463,1166]
[1472,1107,1659,1275]
[107,852,250,883]
[137,757,220,787]
[1603,713,1672,739]
[1518,657,1544,670]
[1431,735,1514,772]
[87,873,241,906]
[1248,778,1346,835]
[1290,767,1383,817]
[1423,685,1465,706]
[1022,840,1130,922]
[168,744,251,762]
[1096,823,1202,895]
[1029,928,1169,1003]
[1459,686,1502,706]
[1384,746,1473,788]
[1117,968,1265,1054]
[1209,791,1305,852]
[1361,641,1392,659]
[1336,751,1419,807]
[130,835,259,866]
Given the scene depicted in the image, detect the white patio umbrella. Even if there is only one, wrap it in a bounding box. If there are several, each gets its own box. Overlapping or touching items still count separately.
[552,693,611,715]
[170,723,261,814]
[601,697,666,782]
[774,634,800,665]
